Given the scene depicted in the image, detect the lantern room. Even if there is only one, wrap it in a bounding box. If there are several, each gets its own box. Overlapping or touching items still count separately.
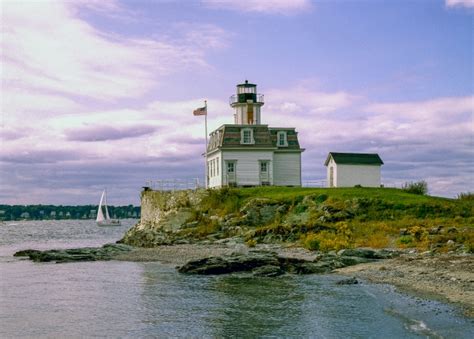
[229,80,264,125]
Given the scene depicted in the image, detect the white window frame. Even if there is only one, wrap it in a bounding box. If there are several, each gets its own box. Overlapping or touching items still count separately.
[241,128,254,145]
[227,161,235,173]
[277,131,288,147]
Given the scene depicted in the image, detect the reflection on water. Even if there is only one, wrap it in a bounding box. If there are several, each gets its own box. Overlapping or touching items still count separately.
[1,221,473,338]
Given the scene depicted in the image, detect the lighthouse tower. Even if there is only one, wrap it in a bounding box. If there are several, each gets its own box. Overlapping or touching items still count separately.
[230,80,264,125]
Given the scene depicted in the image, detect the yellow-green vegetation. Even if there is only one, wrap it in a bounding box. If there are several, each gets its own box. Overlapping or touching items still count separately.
[175,187,473,253]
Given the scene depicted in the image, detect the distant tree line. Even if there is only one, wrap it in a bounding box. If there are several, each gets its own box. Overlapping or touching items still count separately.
[0,205,140,221]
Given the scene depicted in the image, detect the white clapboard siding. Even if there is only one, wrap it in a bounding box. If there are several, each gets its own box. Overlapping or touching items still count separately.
[208,152,222,188]
[273,152,301,186]
[335,164,381,187]
[222,150,274,186]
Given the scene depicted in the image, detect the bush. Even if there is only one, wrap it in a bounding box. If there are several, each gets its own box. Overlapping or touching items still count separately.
[402,181,428,195]
[397,235,413,247]
[303,233,320,250]
[457,192,474,201]
[246,238,257,248]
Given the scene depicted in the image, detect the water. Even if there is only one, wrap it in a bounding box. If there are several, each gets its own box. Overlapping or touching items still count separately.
[1,221,472,338]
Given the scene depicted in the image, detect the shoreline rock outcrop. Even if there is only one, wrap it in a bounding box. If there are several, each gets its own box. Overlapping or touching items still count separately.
[14,243,133,263]
[177,248,400,276]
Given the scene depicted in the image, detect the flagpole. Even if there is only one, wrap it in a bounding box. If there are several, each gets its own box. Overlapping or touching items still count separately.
[204,100,208,189]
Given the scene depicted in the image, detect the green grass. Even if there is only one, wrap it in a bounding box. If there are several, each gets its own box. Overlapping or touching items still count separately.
[181,186,473,252]
[237,186,453,204]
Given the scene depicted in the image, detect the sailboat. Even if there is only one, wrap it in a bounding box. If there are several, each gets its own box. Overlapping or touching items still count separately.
[96,189,121,226]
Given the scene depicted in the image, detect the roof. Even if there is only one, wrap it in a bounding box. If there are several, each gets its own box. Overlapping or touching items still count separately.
[237,80,256,87]
[324,152,384,166]
[207,124,303,153]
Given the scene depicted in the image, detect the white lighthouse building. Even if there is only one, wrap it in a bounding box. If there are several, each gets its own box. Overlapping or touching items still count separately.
[206,81,304,188]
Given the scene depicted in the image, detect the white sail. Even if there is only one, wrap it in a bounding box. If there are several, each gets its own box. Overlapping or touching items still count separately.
[104,189,111,220]
[96,190,106,222]
[96,189,121,226]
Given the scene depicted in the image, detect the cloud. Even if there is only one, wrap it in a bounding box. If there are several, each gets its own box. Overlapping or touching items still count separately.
[445,0,474,8]
[66,125,158,142]
[202,0,312,14]
[258,86,473,197]
[265,86,359,118]
[1,149,84,164]
[2,1,227,102]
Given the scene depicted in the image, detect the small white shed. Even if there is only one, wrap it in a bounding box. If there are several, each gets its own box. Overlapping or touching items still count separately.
[324,152,384,188]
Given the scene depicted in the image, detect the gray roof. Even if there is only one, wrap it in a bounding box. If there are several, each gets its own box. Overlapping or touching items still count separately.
[207,124,303,153]
[325,152,384,166]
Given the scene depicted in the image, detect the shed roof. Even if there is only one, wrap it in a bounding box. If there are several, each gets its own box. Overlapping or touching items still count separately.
[324,152,384,166]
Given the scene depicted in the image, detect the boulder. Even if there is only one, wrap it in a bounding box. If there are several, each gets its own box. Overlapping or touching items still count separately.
[337,248,400,259]
[178,251,280,275]
[336,277,359,285]
[252,265,284,277]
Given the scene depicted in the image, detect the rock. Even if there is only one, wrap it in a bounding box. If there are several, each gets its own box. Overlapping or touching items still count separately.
[337,248,400,259]
[178,251,280,275]
[13,249,42,257]
[338,256,372,266]
[178,251,343,276]
[252,265,284,277]
[447,240,455,246]
[231,243,249,255]
[337,248,377,259]
[429,225,444,235]
[13,243,133,263]
[336,277,359,285]
[399,228,409,236]
[239,198,282,226]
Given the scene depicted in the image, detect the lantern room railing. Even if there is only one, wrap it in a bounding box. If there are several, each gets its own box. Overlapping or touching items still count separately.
[229,93,264,105]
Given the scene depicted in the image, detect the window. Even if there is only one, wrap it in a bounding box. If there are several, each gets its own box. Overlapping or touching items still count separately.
[277,131,288,147]
[216,157,219,176]
[241,128,254,144]
[260,162,267,173]
[227,162,235,173]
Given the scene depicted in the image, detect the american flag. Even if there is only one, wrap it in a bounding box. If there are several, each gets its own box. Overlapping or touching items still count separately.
[193,106,207,116]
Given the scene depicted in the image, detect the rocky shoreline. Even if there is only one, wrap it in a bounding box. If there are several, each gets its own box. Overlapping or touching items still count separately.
[14,242,473,317]
[335,252,474,317]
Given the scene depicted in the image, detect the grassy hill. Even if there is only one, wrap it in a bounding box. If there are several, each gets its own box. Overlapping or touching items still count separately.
[188,187,473,251]
[123,187,473,253]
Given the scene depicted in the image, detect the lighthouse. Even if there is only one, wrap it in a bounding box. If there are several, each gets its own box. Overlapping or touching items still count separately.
[230,80,264,125]
[206,81,304,188]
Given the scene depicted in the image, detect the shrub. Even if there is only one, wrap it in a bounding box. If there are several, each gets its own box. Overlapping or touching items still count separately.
[303,233,320,250]
[402,181,428,195]
[356,233,390,248]
[200,187,242,215]
[457,192,474,201]
[246,238,257,248]
[397,235,413,247]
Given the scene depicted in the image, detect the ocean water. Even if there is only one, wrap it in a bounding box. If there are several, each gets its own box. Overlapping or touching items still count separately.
[0,220,472,338]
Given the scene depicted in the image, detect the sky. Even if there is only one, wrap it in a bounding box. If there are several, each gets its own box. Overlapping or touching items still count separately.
[1,0,473,205]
